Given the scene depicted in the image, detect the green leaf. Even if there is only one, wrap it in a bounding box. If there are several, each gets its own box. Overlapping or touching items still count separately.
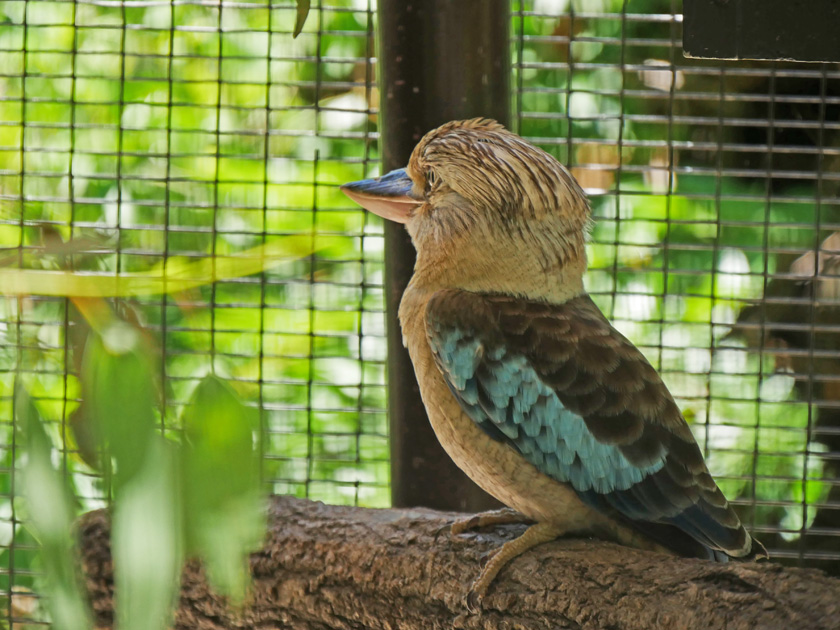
[17,386,93,630]
[113,439,183,630]
[81,322,157,490]
[293,0,311,38]
[181,376,264,602]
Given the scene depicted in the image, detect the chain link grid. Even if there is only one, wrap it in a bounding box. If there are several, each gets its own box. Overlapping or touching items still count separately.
[1,0,839,625]
[514,0,840,570]
[0,0,384,623]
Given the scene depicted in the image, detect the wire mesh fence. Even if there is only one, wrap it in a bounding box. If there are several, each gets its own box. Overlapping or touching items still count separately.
[1,0,384,622]
[512,2,839,572]
[0,0,838,625]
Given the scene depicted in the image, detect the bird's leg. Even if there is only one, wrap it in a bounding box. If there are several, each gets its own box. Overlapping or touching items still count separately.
[466,521,565,612]
[451,507,531,535]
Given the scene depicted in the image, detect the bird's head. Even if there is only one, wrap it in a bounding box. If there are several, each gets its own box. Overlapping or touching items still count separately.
[342,119,591,300]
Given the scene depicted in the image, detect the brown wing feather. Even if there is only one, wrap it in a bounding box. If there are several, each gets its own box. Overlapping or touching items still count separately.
[426,289,758,559]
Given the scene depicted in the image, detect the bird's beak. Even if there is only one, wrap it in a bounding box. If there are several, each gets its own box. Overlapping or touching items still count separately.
[340,168,420,224]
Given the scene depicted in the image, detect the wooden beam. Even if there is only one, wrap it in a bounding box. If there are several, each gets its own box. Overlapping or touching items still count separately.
[377,0,510,511]
[79,496,840,629]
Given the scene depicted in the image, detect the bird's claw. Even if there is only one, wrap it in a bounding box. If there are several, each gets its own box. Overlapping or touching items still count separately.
[465,584,485,614]
[433,521,453,542]
[451,514,482,536]
[450,508,527,537]
[464,548,500,613]
[435,514,498,543]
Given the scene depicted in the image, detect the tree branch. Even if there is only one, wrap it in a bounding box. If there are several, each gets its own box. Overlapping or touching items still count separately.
[79,495,840,630]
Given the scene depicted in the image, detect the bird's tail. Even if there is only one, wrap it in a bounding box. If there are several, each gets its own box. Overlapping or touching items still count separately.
[619,517,768,562]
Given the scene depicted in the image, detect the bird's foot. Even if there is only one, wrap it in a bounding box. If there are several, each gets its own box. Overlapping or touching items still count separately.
[463,521,564,613]
[450,508,530,536]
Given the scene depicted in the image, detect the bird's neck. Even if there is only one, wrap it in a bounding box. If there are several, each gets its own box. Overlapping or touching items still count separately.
[407,240,587,305]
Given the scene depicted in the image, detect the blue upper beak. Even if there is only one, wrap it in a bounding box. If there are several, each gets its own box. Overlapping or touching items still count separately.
[340,168,420,224]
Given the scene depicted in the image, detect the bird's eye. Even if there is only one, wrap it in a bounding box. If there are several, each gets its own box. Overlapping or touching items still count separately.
[425,170,437,195]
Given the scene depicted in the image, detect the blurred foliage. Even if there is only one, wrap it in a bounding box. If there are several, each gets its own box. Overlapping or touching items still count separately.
[1,0,364,625]
[293,0,312,37]
[17,304,265,628]
[17,390,92,630]
[0,0,837,624]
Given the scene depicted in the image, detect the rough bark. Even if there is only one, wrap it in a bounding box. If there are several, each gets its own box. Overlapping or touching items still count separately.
[79,495,840,630]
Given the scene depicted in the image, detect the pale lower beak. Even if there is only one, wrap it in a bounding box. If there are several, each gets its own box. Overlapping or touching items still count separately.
[340,168,420,224]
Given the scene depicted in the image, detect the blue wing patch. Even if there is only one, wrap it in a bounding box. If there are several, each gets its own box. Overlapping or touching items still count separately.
[430,326,667,495]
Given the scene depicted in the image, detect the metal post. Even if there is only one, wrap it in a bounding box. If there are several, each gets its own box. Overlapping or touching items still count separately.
[378,0,510,510]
